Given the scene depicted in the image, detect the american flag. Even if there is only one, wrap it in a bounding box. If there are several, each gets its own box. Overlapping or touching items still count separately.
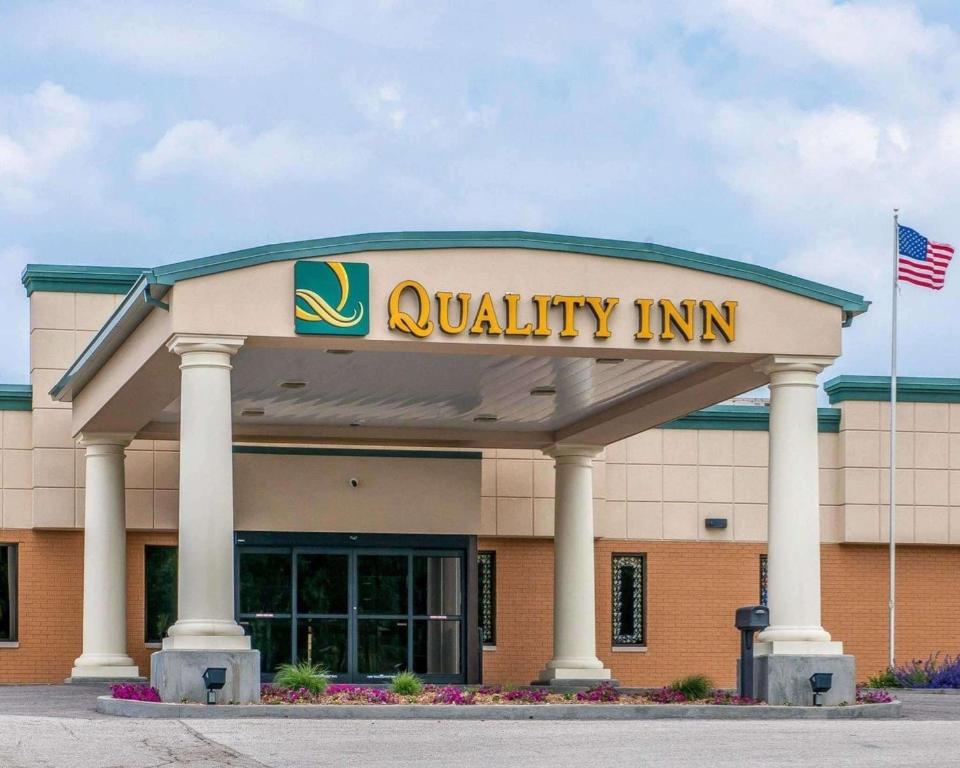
[897,225,954,290]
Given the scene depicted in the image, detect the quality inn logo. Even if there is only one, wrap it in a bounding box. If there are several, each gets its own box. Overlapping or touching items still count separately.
[294,260,369,336]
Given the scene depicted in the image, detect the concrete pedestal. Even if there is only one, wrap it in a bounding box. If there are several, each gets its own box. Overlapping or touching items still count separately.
[151,649,261,704]
[753,654,855,706]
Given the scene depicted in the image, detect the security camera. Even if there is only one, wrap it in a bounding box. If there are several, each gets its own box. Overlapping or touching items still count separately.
[348,478,359,488]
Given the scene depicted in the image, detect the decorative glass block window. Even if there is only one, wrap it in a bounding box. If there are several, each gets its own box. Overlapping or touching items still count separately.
[612,554,645,646]
[478,551,496,646]
[759,554,768,606]
[0,544,17,642]
[145,546,178,643]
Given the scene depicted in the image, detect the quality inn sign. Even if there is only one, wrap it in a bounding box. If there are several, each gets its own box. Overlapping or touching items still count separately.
[294,260,736,343]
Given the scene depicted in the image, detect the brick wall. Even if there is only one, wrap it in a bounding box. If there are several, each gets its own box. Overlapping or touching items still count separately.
[480,537,960,688]
[0,528,177,683]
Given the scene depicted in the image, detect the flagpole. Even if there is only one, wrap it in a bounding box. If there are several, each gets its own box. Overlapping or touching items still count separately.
[888,208,899,670]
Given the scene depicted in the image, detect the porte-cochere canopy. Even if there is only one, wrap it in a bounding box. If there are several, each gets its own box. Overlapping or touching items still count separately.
[26,231,867,448]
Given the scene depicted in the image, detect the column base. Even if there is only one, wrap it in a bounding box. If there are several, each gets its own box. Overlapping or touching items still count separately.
[67,668,143,683]
[70,653,140,681]
[151,649,261,704]
[753,654,855,706]
[161,634,252,651]
[536,661,612,685]
[755,640,844,656]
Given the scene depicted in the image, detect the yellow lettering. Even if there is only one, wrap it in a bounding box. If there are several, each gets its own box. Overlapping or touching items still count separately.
[532,295,552,337]
[436,291,472,334]
[700,300,737,342]
[634,299,654,340]
[552,296,585,338]
[388,280,434,338]
[469,292,504,335]
[659,299,697,341]
[503,294,533,336]
[584,297,619,339]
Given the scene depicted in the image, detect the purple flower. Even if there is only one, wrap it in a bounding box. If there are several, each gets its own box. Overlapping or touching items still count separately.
[647,687,687,704]
[111,683,161,702]
[576,683,620,702]
[856,686,895,704]
[432,686,475,705]
[502,688,547,704]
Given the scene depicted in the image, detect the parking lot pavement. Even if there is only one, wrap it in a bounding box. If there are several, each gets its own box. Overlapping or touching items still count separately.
[0,686,959,767]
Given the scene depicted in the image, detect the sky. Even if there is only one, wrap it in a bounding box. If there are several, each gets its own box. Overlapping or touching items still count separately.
[1,0,959,386]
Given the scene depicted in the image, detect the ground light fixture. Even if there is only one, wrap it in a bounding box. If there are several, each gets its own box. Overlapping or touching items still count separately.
[809,672,833,706]
[202,667,227,705]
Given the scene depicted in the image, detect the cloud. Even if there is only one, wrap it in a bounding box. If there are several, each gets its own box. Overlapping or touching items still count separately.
[0,82,140,215]
[6,1,309,76]
[136,120,369,186]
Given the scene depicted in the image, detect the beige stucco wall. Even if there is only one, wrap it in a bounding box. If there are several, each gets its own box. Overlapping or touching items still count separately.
[16,286,960,545]
[233,452,481,534]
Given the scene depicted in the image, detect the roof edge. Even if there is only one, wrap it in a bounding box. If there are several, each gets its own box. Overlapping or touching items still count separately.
[22,231,870,315]
[824,375,960,404]
[21,264,148,297]
[662,404,841,432]
[0,384,32,410]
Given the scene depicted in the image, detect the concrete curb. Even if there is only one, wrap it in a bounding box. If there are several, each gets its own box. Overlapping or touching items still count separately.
[879,688,960,696]
[96,696,902,720]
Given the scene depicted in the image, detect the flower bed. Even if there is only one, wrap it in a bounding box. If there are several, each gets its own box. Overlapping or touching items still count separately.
[256,682,765,706]
[866,654,960,690]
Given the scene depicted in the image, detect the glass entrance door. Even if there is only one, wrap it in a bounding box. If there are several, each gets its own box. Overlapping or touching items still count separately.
[238,544,466,683]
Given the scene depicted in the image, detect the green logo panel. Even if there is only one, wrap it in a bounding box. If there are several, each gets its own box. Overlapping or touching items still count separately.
[294,260,369,336]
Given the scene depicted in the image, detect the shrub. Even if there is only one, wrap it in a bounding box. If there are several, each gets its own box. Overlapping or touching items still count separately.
[390,671,424,696]
[273,662,329,695]
[111,683,161,702]
[891,654,960,689]
[865,668,899,689]
[576,682,620,702]
[669,674,714,701]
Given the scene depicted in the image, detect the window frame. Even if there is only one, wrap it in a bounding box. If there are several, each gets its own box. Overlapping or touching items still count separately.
[0,543,17,643]
[477,550,496,647]
[611,552,646,648]
[144,545,178,644]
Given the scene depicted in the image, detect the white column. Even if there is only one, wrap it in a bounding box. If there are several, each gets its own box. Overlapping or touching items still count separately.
[538,444,611,683]
[164,334,249,649]
[71,433,139,679]
[755,356,842,655]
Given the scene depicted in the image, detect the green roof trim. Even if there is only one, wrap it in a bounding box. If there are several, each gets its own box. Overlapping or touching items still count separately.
[21,265,147,296]
[147,231,869,318]
[824,375,960,404]
[0,384,32,411]
[23,231,870,318]
[661,404,841,432]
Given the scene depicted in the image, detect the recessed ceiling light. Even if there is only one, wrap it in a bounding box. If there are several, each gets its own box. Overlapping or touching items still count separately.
[241,408,265,417]
[279,381,307,389]
[326,349,353,355]
[530,385,557,396]
[473,414,499,423]
[596,358,625,365]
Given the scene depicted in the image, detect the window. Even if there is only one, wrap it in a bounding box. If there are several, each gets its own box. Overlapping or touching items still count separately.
[612,554,645,646]
[759,554,768,606]
[478,551,496,646]
[145,546,177,643]
[0,544,17,642]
